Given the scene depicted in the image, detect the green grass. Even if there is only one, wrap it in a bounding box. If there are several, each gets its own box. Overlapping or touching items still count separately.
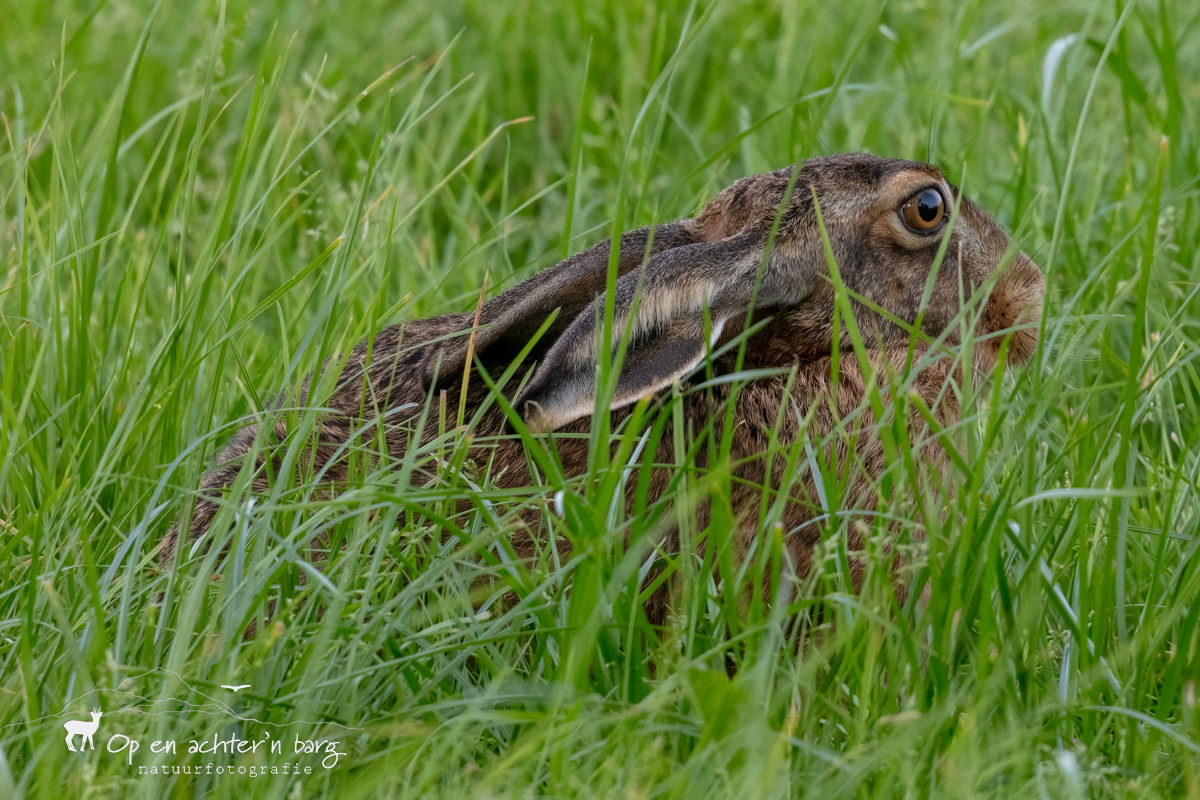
[3,0,1200,797]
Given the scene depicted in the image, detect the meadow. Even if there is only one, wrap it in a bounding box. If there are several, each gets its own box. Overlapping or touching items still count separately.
[2,0,1200,796]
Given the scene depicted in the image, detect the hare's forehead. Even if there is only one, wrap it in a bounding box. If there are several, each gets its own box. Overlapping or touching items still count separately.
[815,163,949,215]
[868,165,949,205]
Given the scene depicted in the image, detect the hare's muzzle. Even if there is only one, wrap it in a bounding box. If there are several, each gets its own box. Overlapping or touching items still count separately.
[977,251,1045,366]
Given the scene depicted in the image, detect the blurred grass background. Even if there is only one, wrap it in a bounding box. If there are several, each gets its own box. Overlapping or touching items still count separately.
[2,0,1200,797]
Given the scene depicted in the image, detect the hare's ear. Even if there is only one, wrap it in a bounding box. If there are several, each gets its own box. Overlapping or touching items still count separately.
[424,221,701,386]
[514,232,819,431]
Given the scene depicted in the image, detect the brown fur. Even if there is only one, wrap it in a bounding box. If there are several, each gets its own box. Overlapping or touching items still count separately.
[160,153,1044,624]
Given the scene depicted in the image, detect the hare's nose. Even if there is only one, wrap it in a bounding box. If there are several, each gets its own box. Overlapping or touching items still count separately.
[1014,252,1046,300]
[989,253,1044,320]
[976,251,1044,364]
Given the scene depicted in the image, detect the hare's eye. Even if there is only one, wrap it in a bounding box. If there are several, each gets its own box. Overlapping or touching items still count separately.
[901,188,945,233]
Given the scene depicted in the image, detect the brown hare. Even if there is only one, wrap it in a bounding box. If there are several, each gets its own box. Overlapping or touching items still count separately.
[162,153,1044,616]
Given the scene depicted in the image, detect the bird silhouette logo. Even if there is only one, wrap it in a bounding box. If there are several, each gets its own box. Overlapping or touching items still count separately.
[221,684,252,692]
[63,708,103,751]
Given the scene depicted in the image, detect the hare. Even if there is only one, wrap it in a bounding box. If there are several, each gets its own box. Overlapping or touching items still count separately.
[161,153,1044,616]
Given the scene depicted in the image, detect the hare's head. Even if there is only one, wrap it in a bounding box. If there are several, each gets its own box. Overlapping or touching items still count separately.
[723,153,1045,369]
[439,153,1043,432]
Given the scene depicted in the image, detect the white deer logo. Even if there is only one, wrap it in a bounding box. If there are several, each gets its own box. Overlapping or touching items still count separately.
[63,709,103,751]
